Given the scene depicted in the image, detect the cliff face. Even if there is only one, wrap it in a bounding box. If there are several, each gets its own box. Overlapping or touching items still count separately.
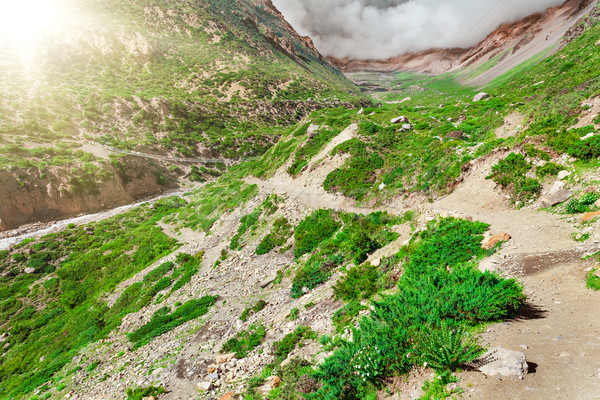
[331,0,597,85]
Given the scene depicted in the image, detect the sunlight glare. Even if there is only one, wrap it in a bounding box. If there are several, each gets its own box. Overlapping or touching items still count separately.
[0,0,64,61]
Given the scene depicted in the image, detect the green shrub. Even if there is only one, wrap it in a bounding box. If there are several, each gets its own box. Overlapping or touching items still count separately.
[333,263,382,301]
[566,192,599,213]
[486,153,531,187]
[332,301,367,333]
[568,134,600,160]
[230,208,262,250]
[587,269,600,291]
[290,255,343,298]
[417,321,484,372]
[126,385,165,400]
[221,324,267,358]
[288,307,300,321]
[143,262,174,283]
[256,217,292,255]
[514,177,541,201]
[536,162,563,179]
[273,326,317,362]
[240,300,267,322]
[128,296,217,349]
[294,210,340,258]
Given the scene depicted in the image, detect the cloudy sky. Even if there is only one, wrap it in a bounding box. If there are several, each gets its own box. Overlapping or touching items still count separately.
[272,0,564,59]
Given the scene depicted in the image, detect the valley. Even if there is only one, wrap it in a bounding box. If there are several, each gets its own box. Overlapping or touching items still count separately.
[1,1,600,400]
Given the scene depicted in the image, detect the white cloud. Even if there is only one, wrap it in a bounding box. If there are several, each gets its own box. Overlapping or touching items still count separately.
[272,0,564,59]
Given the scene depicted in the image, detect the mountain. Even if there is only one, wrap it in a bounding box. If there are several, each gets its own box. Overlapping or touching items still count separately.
[0,0,365,231]
[332,0,597,86]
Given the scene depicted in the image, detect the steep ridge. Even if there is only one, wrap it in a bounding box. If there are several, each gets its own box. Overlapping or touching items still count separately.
[0,0,365,231]
[332,0,597,85]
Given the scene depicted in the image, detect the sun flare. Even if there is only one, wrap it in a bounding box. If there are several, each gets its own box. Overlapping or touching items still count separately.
[0,0,64,61]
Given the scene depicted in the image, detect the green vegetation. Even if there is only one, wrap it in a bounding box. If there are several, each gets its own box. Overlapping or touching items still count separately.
[273,326,318,363]
[128,296,218,349]
[306,218,524,399]
[487,153,541,202]
[294,210,341,258]
[126,385,166,400]
[256,217,293,255]
[566,192,599,214]
[0,199,183,398]
[221,324,267,358]
[587,269,600,291]
[240,300,267,322]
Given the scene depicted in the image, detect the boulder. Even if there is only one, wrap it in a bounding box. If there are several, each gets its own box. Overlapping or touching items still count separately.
[218,394,235,400]
[391,116,409,124]
[479,347,529,377]
[260,272,278,288]
[557,170,571,180]
[582,211,600,222]
[473,92,489,102]
[215,353,236,364]
[539,189,572,208]
[482,233,511,249]
[256,376,282,396]
[400,123,413,132]
[446,131,466,140]
[197,381,211,391]
[24,268,35,274]
[307,124,320,139]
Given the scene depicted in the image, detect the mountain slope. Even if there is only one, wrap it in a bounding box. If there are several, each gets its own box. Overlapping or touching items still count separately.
[0,0,365,231]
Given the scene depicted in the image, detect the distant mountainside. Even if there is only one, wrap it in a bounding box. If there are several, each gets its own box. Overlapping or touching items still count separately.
[331,0,597,86]
[0,0,365,231]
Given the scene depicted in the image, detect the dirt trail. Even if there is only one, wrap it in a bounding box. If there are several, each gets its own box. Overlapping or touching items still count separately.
[246,123,405,215]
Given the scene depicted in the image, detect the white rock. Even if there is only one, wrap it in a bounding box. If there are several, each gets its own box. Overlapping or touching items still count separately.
[307,124,320,138]
[557,170,571,180]
[473,92,490,102]
[378,183,386,190]
[391,116,409,124]
[357,108,364,115]
[24,267,35,274]
[479,347,529,377]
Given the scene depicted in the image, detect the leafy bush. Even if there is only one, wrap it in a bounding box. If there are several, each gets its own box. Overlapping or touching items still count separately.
[240,300,267,322]
[486,153,531,187]
[417,321,484,372]
[290,255,343,298]
[536,162,563,179]
[568,134,600,160]
[514,177,541,201]
[587,269,600,291]
[221,324,266,358]
[566,192,599,214]
[294,210,341,258]
[230,207,263,250]
[332,301,367,333]
[256,217,292,255]
[333,263,382,301]
[126,385,165,400]
[273,326,317,362]
[128,296,217,349]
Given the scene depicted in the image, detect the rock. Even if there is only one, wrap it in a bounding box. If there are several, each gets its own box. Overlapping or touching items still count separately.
[215,353,236,364]
[482,233,511,249]
[307,124,320,139]
[371,258,381,267]
[24,267,35,274]
[539,189,572,208]
[400,123,413,132]
[260,272,278,288]
[357,108,364,115]
[218,394,235,400]
[197,381,211,391]
[446,131,466,140]
[473,92,489,102]
[479,347,529,377]
[391,116,409,124]
[557,170,571,180]
[378,183,386,190]
[582,211,600,222]
[271,376,282,388]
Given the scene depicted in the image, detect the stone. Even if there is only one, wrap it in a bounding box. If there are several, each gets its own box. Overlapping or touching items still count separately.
[582,211,600,222]
[446,131,466,140]
[260,272,278,288]
[482,233,511,250]
[307,124,320,139]
[357,108,364,115]
[371,258,381,267]
[400,123,412,132]
[215,353,236,364]
[557,170,571,180]
[479,347,529,377]
[24,267,35,274]
[379,183,386,190]
[390,116,409,124]
[539,189,572,208]
[218,394,235,400]
[473,92,490,102]
[271,376,282,388]
[197,381,211,391]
